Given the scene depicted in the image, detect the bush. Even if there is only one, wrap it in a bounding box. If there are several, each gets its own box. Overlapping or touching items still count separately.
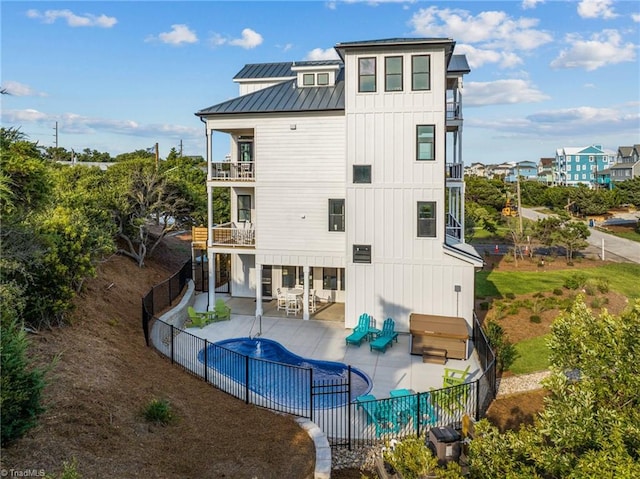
[383,436,463,479]
[142,398,175,425]
[485,321,517,372]
[530,315,542,323]
[505,292,516,300]
[480,301,489,311]
[596,278,610,294]
[564,272,588,290]
[553,288,564,296]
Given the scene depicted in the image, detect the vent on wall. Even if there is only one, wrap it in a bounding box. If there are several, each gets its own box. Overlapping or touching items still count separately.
[353,244,371,264]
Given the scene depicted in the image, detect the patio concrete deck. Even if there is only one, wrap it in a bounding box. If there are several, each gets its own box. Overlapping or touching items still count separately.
[193,294,481,398]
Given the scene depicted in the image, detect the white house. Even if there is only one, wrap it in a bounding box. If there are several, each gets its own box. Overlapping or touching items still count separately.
[195,38,482,333]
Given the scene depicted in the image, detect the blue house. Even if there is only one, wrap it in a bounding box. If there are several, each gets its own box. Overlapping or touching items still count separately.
[504,160,538,183]
[555,145,616,187]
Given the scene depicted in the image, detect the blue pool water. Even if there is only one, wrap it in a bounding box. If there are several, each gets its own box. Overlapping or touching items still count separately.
[198,337,372,409]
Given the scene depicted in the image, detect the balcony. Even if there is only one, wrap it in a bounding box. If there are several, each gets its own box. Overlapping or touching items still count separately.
[211,222,255,248]
[446,101,461,120]
[210,161,255,182]
[445,214,462,243]
[446,162,464,181]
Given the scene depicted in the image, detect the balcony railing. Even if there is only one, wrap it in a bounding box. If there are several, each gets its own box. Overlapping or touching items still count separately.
[446,102,461,120]
[446,162,464,180]
[446,214,462,241]
[211,222,255,247]
[210,161,255,181]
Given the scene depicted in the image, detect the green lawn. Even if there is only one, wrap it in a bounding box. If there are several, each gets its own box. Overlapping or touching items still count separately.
[509,335,550,375]
[476,263,640,299]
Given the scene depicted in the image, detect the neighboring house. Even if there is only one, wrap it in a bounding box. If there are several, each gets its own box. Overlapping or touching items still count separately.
[599,144,640,187]
[538,157,555,184]
[465,162,486,177]
[56,160,116,170]
[486,162,514,179]
[504,160,538,183]
[195,38,482,333]
[555,145,616,187]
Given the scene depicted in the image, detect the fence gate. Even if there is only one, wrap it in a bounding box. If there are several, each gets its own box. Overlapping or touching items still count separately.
[311,370,352,448]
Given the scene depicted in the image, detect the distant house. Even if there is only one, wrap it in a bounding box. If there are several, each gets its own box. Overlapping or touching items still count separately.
[465,162,486,177]
[555,145,616,187]
[196,37,482,332]
[596,145,640,188]
[504,160,538,183]
[538,158,555,184]
[486,162,514,179]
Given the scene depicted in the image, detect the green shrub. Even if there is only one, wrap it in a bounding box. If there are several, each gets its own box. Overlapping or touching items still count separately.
[553,288,564,296]
[507,304,520,315]
[142,398,175,425]
[583,278,599,296]
[533,292,545,298]
[596,278,610,294]
[564,272,588,290]
[480,301,489,311]
[382,436,463,479]
[485,321,517,372]
[505,292,516,300]
[45,458,81,479]
[1,319,47,446]
[530,315,542,323]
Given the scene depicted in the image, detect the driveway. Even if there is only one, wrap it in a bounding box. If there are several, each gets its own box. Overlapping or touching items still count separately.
[520,207,640,264]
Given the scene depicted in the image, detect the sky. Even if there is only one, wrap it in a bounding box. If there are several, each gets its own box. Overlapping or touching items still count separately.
[1,0,639,164]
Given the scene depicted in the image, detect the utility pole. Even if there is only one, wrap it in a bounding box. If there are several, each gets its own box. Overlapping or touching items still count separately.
[179,139,183,157]
[516,165,523,234]
[155,142,159,170]
[53,121,59,161]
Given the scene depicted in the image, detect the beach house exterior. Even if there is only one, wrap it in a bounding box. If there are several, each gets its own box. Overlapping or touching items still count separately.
[555,145,616,187]
[195,38,482,332]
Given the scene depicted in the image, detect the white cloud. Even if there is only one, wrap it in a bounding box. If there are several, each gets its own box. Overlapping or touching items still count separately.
[305,48,340,61]
[550,29,636,71]
[455,44,523,69]
[632,13,640,23]
[522,0,544,10]
[0,109,200,139]
[577,0,617,20]
[26,9,117,28]
[155,24,198,45]
[410,7,552,51]
[229,28,263,49]
[464,79,549,106]
[0,81,47,97]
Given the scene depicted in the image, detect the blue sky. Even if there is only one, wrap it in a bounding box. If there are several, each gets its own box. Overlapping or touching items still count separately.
[1,0,639,164]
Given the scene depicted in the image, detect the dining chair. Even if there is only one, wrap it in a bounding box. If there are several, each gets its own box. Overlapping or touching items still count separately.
[276,288,287,311]
[285,293,300,316]
[308,289,317,313]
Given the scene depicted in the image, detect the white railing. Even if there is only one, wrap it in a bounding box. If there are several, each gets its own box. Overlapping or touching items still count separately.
[210,161,255,181]
[211,222,255,247]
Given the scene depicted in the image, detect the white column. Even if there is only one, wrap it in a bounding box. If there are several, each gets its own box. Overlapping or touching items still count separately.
[302,265,310,321]
[256,263,263,317]
[206,127,215,311]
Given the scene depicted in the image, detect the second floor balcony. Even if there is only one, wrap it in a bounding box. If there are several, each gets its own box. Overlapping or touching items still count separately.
[210,161,255,181]
[446,162,464,181]
[211,222,255,248]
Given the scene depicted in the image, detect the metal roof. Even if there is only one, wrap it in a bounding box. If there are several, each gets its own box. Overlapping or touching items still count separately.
[196,74,345,116]
[234,60,342,80]
[448,55,470,74]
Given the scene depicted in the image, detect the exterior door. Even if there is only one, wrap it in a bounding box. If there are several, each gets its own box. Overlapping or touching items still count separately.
[262,265,272,298]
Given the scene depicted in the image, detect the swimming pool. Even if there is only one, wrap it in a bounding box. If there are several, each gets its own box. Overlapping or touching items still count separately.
[198,337,372,409]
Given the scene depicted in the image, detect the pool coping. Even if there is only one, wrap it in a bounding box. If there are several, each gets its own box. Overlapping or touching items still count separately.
[296,418,331,479]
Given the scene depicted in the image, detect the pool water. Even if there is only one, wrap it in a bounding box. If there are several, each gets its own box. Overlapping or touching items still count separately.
[198,337,372,409]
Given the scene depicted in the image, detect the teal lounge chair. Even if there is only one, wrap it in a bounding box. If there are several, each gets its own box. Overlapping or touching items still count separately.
[356,395,402,437]
[369,318,398,353]
[346,313,371,346]
[214,298,231,321]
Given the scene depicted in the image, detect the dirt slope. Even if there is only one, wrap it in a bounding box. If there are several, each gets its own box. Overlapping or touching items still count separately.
[1,237,315,478]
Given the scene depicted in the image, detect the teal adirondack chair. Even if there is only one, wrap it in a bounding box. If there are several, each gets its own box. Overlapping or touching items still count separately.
[369,318,398,353]
[345,313,371,346]
[356,395,402,438]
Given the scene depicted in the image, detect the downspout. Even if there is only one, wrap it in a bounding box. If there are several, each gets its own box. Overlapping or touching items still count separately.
[200,116,216,311]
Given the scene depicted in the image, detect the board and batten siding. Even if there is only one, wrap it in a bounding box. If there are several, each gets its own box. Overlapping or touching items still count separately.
[341,45,476,331]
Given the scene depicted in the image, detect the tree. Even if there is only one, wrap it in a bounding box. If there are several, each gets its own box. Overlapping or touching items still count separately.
[465,176,507,212]
[614,177,640,207]
[554,219,590,262]
[519,180,547,207]
[469,298,640,478]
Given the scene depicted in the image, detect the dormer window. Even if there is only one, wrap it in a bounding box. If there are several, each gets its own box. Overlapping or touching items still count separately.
[303,73,315,86]
[293,63,340,88]
[317,73,329,86]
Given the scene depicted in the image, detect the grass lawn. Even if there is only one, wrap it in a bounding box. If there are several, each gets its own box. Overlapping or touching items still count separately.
[476,263,640,299]
[509,335,550,374]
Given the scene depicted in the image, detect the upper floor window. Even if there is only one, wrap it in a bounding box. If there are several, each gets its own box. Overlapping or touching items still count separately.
[358,57,376,92]
[328,199,345,232]
[238,194,251,222]
[417,201,436,237]
[353,165,372,183]
[385,56,403,92]
[412,55,430,90]
[317,73,329,85]
[303,73,315,86]
[416,125,435,161]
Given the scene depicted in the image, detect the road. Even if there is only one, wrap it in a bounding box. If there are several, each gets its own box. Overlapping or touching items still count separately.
[520,207,640,264]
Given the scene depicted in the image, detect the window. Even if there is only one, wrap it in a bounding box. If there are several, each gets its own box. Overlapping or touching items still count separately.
[322,268,345,291]
[328,199,345,231]
[412,55,430,90]
[385,56,403,91]
[281,266,296,288]
[303,73,315,86]
[238,194,251,222]
[353,165,372,183]
[589,156,595,162]
[358,57,376,92]
[417,201,436,237]
[353,245,371,263]
[416,125,435,161]
[567,165,572,171]
[317,73,329,85]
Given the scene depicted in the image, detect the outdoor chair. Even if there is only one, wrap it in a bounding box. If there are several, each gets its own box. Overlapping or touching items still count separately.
[214,299,231,321]
[345,313,372,346]
[369,318,398,353]
[187,306,215,328]
[442,365,471,387]
[276,288,287,311]
[430,383,470,418]
[356,394,403,438]
[308,289,317,313]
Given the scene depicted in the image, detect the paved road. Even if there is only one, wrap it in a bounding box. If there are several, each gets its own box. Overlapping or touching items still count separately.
[520,207,640,264]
